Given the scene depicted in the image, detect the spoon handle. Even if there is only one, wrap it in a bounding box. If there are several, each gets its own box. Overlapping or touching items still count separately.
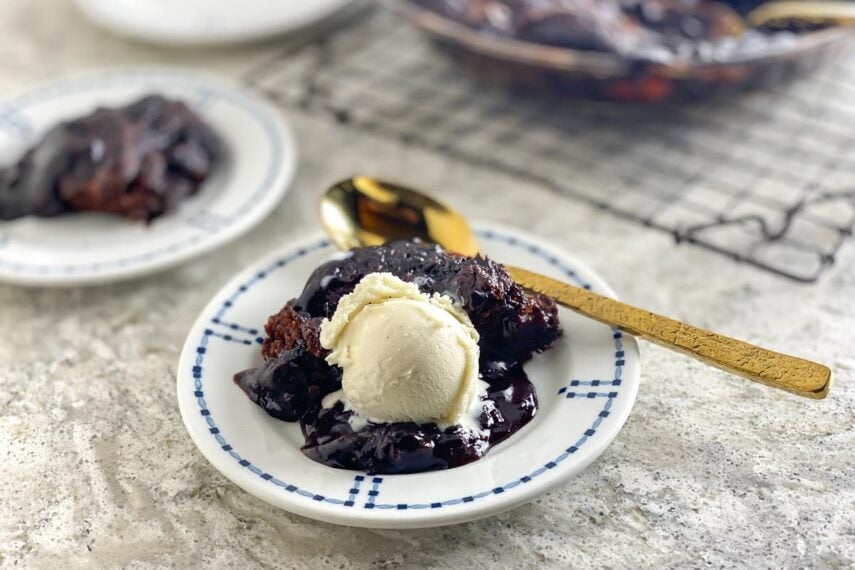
[748,1,855,27]
[507,265,833,399]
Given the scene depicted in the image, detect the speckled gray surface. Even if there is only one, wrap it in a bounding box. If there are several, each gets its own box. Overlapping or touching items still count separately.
[1,1,853,568]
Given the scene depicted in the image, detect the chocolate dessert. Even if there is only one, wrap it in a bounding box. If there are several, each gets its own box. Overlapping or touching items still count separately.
[414,0,804,64]
[234,241,562,474]
[0,94,219,222]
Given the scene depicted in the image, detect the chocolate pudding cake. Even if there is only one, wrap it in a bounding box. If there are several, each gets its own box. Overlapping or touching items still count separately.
[234,241,563,474]
[0,94,219,222]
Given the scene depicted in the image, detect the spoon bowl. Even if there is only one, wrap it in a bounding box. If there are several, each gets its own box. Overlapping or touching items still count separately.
[321,176,479,257]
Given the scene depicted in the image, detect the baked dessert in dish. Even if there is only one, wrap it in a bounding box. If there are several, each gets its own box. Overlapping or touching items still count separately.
[0,94,219,222]
[234,240,562,474]
[413,0,808,64]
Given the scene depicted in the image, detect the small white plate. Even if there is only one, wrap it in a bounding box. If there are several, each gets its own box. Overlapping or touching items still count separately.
[75,0,358,46]
[0,68,295,287]
[176,224,640,528]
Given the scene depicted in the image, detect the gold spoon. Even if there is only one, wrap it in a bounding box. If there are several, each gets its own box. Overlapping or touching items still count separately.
[320,176,833,399]
[747,1,855,28]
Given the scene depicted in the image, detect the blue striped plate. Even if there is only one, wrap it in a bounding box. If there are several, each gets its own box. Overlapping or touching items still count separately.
[176,224,640,528]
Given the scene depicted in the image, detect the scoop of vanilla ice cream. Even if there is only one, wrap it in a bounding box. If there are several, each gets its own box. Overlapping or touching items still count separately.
[319,272,481,425]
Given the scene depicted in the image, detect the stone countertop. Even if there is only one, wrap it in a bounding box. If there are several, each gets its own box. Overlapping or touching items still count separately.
[0,1,853,568]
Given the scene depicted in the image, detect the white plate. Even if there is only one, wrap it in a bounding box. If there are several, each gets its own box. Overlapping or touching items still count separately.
[176,224,641,528]
[75,0,358,46]
[0,69,295,287]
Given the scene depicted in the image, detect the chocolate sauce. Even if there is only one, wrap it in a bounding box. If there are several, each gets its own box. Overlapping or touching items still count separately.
[298,366,535,474]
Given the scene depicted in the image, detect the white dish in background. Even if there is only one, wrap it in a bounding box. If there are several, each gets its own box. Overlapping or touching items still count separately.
[0,68,295,287]
[176,224,641,528]
[75,0,360,46]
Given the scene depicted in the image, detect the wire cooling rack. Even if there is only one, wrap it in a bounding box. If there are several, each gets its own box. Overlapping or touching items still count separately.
[245,8,855,282]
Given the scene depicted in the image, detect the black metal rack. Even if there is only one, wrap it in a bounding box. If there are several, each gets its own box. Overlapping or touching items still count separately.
[246,8,855,282]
